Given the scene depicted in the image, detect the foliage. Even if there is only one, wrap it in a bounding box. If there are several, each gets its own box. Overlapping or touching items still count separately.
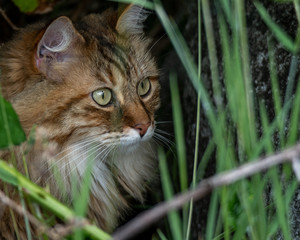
[151,0,300,239]
[0,91,26,149]
[11,0,38,13]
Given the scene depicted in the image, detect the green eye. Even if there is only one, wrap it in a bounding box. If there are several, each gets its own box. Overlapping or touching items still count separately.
[92,88,112,106]
[138,78,151,97]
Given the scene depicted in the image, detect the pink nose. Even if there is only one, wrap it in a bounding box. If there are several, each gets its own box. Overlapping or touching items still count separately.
[134,122,151,137]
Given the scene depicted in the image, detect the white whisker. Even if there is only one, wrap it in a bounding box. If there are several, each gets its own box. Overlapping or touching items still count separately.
[155,120,173,125]
[155,128,174,137]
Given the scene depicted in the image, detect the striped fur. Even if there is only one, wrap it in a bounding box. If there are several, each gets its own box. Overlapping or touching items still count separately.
[0,5,160,238]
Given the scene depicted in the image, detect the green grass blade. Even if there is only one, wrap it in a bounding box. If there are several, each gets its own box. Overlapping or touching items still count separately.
[269,168,292,240]
[232,211,248,240]
[202,0,222,107]
[185,0,202,237]
[205,191,219,240]
[169,72,189,237]
[287,79,300,145]
[109,0,154,10]
[169,72,187,192]
[72,152,96,240]
[158,147,182,240]
[267,37,286,148]
[0,160,111,240]
[260,101,292,240]
[235,0,257,153]
[153,0,217,129]
[239,180,259,240]
[284,55,298,106]
[19,188,32,240]
[267,37,282,116]
[252,98,292,158]
[196,139,215,182]
[254,1,297,53]
[157,228,168,240]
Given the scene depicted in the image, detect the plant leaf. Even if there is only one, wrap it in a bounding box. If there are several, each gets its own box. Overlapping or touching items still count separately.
[0,94,26,149]
[12,0,38,13]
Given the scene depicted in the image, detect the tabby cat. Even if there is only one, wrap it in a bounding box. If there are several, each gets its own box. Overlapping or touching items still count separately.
[0,4,160,239]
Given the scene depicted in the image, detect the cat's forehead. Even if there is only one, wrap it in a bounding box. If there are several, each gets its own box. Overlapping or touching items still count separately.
[92,39,155,86]
[93,57,143,95]
[74,13,158,90]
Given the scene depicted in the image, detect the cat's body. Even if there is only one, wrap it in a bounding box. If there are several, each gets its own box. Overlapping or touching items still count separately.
[0,5,160,239]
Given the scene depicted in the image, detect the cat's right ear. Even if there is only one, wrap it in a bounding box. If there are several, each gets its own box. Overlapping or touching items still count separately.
[35,16,84,80]
[116,4,149,36]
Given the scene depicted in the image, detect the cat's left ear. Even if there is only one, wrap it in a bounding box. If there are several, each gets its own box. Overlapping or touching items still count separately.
[116,4,149,35]
[35,16,84,80]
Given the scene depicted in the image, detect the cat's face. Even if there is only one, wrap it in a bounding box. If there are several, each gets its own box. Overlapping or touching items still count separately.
[52,37,160,151]
[8,8,160,152]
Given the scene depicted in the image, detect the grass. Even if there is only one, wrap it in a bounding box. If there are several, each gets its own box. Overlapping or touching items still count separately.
[1,0,300,239]
[152,0,300,239]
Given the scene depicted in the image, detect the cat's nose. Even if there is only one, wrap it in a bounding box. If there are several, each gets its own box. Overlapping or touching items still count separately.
[134,122,151,137]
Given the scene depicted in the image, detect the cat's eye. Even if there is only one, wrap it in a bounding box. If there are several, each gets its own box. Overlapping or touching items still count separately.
[138,78,151,97]
[92,88,112,106]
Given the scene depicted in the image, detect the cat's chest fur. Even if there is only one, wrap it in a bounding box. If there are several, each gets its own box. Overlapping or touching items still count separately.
[58,138,157,230]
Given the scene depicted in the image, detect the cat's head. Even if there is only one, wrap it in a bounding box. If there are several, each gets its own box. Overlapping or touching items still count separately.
[4,4,160,151]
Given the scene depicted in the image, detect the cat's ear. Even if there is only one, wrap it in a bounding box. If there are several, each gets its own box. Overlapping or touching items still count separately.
[35,16,84,79]
[116,4,149,35]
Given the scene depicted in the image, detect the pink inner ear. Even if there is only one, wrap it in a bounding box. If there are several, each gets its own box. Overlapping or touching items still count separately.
[35,52,42,69]
[35,17,76,71]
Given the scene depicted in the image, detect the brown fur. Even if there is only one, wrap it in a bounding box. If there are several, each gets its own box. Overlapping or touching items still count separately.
[0,6,160,239]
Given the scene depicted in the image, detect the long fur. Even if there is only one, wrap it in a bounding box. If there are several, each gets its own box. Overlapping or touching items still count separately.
[0,6,160,238]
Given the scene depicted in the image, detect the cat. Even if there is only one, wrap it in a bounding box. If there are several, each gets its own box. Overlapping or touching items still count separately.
[0,3,160,239]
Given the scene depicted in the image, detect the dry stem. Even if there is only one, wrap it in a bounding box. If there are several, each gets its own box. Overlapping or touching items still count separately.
[0,8,20,31]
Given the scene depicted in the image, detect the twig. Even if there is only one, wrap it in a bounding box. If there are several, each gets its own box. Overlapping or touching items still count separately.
[112,143,300,240]
[0,8,20,31]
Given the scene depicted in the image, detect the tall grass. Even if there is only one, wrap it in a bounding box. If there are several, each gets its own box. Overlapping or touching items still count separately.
[151,0,300,239]
[1,0,300,239]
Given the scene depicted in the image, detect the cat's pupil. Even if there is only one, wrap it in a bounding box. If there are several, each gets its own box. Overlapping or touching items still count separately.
[100,91,104,99]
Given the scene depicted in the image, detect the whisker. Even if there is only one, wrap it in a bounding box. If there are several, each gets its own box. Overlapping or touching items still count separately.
[155,128,174,137]
[147,34,166,54]
[153,132,175,152]
[154,131,174,145]
[152,137,176,159]
[35,134,107,179]
[42,138,110,184]
[62,143,110,179]
[155,121,173,125]
[63,139,118,181]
